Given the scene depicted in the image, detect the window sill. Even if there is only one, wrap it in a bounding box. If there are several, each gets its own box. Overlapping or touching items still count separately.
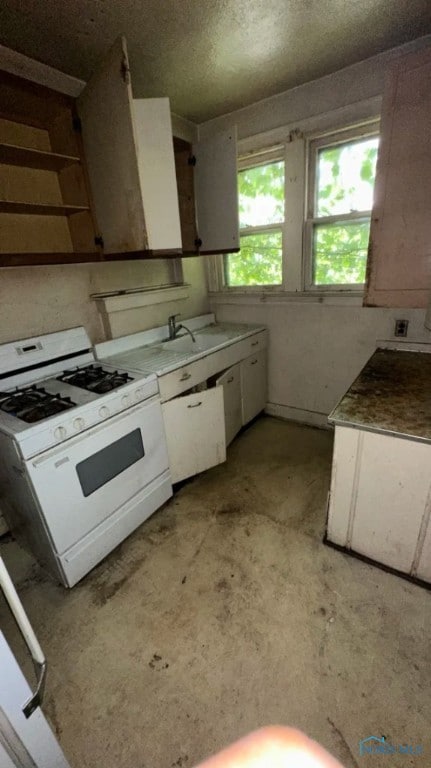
[208,290,364,306]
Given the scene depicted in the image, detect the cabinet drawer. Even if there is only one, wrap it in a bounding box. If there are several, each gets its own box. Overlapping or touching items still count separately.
[162,387,226,483]
[243,331,266,356]
[158,358,209,402]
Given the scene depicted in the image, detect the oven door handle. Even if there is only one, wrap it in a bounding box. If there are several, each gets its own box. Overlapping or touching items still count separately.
[0,558,47,718]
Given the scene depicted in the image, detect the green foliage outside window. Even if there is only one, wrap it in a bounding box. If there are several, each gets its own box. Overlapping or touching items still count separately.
[313,136,378,285]
[225,232,282,286]
[238,161,284,227]
[313,220,370,285]
[225,160,284,287]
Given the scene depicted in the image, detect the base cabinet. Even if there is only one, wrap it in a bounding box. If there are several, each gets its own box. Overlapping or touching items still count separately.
[161,331,267,483]
[327,425,431,582]
[162,387,226,484]
[240,350,267,425]
[216,364,242,446]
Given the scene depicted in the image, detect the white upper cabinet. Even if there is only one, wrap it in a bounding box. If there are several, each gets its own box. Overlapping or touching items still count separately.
[194,128,239,253]
[77,37,181,254]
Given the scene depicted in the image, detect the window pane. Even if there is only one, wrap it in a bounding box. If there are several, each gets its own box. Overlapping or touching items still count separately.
[313,220,370,285]
[316,137,379,217]
[239,161,284,227]
[225,231,282,286]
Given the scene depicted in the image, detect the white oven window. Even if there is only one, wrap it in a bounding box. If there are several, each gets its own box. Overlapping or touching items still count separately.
[76,428,145,497]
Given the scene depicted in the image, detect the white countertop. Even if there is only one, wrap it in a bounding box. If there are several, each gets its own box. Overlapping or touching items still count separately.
[95,316,266,377]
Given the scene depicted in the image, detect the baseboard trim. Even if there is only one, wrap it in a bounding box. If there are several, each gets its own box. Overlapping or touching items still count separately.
[324,536,431,592]
[265,402,332,430]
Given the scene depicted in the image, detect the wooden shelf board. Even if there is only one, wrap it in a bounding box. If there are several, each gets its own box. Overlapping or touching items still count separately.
[0,142,80,171]
[0,249,193,267]
[0,201,89,217]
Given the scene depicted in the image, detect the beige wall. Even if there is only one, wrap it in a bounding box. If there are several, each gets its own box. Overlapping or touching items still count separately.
[212,299,429,426]
[0,257,209,345]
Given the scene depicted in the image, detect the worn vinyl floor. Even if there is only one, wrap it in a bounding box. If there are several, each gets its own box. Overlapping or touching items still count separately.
[1,417,430,768]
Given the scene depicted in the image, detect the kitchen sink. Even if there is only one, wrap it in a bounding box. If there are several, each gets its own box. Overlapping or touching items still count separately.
[161,332,230,354]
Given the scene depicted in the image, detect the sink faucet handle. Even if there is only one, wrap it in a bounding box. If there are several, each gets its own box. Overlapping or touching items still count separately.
[168,313,181,339]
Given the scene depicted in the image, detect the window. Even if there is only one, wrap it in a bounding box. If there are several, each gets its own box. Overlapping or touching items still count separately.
[224,156,285,287]
[306,127,379,288]
[209,119,380,296]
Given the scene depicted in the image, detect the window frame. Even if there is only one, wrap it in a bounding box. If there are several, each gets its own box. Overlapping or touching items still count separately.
[304,122,380,292]
[222,146,287,291]
[208,116,380,298]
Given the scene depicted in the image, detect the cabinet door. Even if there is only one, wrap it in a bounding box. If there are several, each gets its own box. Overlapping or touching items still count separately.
[162,387,226,483]
[133,98,182,252]
[241,350,267,425]
[77,36,146,253]
[173,137,198,253]
[216,364,242,446]
[193,128,239,254]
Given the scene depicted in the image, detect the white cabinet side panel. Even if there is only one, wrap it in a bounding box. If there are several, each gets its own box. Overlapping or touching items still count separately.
[351,431,431,573]
[194,127,239,253]
[326,426,361,547]
[133,98,182,251]
[77,36,146,252]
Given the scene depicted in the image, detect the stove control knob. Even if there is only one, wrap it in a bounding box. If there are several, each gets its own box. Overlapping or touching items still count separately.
[121,394,130,407]
[73,417,85,431]
[135,388,144,400]
[54,426,67,440]
[99,406,110,418]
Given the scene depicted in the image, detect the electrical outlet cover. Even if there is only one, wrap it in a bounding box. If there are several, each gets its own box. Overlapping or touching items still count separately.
[394,319,409,337]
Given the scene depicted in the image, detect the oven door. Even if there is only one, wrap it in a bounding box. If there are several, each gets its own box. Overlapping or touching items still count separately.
[25,396,169,555]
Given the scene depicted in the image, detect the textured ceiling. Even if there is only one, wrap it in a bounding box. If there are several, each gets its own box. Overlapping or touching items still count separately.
[0,0,430,122]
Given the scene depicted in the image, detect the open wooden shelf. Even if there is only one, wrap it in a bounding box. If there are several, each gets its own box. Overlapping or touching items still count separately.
[0,143,81,171]
[0,200,90,216]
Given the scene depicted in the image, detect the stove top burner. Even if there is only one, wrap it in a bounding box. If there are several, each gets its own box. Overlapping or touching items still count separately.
[0,385,76,424]
[57,364,133,394]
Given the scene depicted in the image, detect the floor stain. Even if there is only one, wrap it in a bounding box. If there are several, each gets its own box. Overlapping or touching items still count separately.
[149,653,169,670]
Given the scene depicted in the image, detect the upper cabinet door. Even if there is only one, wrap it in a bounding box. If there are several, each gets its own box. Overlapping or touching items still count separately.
[193,127,239,254]
[133,98,182,252]
[364,46,431,308]
[77,37,147,253]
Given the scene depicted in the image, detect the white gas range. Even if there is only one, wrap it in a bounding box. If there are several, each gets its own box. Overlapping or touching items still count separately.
[0,327,172,587]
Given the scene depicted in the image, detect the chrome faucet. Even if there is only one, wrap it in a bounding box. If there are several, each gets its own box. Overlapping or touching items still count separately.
[168,314,196,342]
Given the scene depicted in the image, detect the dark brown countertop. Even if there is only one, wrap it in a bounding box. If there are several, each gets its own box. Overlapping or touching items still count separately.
[329,349,431,442]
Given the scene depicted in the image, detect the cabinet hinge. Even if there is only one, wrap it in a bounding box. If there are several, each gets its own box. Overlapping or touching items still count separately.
[121,55,130,85]
[72,116,82,133]
[194,237,202,248]
[188,155,197,167]
[94,235,104,249]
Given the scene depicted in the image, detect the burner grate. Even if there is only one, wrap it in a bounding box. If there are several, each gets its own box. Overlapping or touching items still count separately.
[0,385,76,423]
[57,364,133,393]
